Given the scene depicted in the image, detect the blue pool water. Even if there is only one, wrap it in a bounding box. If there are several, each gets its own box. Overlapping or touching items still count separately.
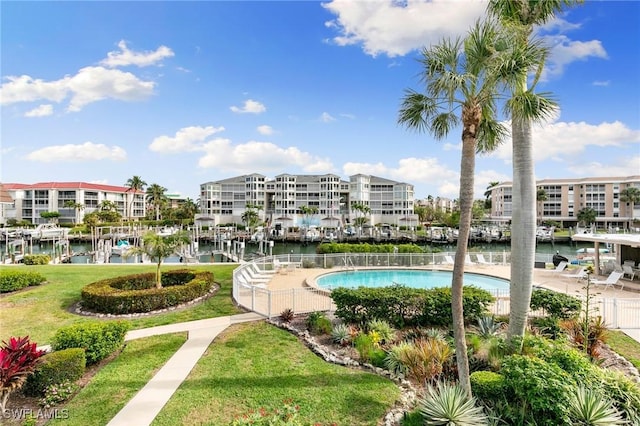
[316,269,509,292]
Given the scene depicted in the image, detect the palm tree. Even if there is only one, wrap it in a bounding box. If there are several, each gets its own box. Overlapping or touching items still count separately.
[98,200,118,212]
[398,19,508,393]
[179,197,199,220]
[64,200,85,225]
[620,186,640,228]
[125,230,191,289]
[536,188,548,224]
[241,203,262,233]
[146,183,167,221]
[484,181,499,209]
[125,176,147,220]
[487,0,580,342]
[577,207,597,228]
[351,202,371,229]
[299,205,319,228]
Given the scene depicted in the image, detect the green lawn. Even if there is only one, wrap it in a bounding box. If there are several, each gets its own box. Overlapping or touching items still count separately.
[606,330,640,369]
[0,264,242,344]
[48,333,187,426]
[153,321,400,425]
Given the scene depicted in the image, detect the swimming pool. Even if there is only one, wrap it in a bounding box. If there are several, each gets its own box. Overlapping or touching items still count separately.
[315,269,509,292]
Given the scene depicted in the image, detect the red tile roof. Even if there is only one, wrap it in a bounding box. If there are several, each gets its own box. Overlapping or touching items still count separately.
[0,184,14,204]
[2,182,143,193]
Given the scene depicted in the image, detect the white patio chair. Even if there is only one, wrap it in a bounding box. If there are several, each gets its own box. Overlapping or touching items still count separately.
[622,265,636,281]
[592,271,625,291]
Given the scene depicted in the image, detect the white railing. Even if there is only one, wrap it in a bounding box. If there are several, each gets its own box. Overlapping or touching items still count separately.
[233,252,639,328]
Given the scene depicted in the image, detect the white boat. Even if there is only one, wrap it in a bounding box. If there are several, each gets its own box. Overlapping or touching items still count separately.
[112,240,133,256]
[24,223,69,240]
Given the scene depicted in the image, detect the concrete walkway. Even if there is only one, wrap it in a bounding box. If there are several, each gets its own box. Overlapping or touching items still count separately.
[107,312,265,426]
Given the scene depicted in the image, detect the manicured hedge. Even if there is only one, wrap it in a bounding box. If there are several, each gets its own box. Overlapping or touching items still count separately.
[0,269,46,293]
[52,321,129,365]
[317,242,424,254]
[470,371,506,401]
[330,285,494,328]
[23,348,86,396]
[80,269,215,314]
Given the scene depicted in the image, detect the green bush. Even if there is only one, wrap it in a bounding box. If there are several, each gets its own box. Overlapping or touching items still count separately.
[80,269,214,314]
[316,242,424,254]
[0,269,46,293]
[305,312,332,335]
[331,285,494,328]
[500,354,576,425]
[52,321,129,365]
[597,369,640,422]
[530,289,581,319]
[23,348,86,397]
[470,371,506,401]
[22,254,51,265]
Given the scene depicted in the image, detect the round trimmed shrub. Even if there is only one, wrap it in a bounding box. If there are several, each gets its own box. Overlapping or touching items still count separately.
[0,269,46,293]
[23,348,86,397]
[52,321,129,365]
[470,370,506,401]
[22,254,51,265]
[80,269,215,314]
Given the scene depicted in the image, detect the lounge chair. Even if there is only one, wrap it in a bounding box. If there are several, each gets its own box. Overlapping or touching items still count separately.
[443,255,455,265]
[622,265,636,281]
[592,271,625,291]
[465,255,476,266]
[476,254,495,265]
[563,266,587,281]
[544,261,568,273]
[239,269,271,284]
[247,263,276,278]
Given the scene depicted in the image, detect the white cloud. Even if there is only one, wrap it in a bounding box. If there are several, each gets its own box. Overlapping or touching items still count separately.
[545,36,608,78]
[24,104,53,117]
[592,80,610,87]
[1,66,156,112]
[25,142,127,162]
[339,113,356,120]
[230,99,266,114]
[66,66,155,111]
[197,139,333,173]
[322,0,486,57]
[101,40,174,68]
[566,156,640,177]
[0,75,69,105]
[320,112,336,123]
[257,125,274,135]
[150,125,225,153]
[491,118,640,164]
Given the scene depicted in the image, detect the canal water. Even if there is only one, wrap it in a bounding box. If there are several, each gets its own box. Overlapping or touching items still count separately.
[2,238,601,265]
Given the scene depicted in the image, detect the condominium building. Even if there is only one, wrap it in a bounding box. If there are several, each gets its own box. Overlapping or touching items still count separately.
[198,173,416,228]
[488,175,640,229]
[1,182,146,225]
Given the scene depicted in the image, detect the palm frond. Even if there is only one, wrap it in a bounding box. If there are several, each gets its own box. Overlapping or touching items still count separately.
[398,90,440,134]
[505,90,558,123]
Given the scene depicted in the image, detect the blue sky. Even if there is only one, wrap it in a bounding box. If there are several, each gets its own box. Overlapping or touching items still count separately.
[2,1,639,200]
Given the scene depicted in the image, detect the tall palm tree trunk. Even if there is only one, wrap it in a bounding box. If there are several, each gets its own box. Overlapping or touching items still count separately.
[508,117,537,339]
[451,128,477,394]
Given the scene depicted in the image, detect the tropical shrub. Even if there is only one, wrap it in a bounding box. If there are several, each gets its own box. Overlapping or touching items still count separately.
[500,354,575,425]
[39,380,79,409]
[23,348,86,397]
[317,242,423,254]
[22,254,51,265]
[0,336,45,413]
[529,289,581,319]
[0,270,46,293]
[385,341,413,378]
[469,371,506,402]
[596,369,640,423]
[279,308,294,323]
[367,319,395,344]
[418,381,488,425]
[388,338,453,385]
[353,333,375,363]
[81,269,214,314]
[305,312,332,335]
[52,321,129,365]
[560,316,608,358]
[474,315,504,339]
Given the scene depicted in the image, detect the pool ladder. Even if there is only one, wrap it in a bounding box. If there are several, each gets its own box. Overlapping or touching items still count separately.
[342,256,356,272]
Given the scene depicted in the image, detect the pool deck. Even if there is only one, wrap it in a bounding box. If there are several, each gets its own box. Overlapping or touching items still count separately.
[263,263,640,342]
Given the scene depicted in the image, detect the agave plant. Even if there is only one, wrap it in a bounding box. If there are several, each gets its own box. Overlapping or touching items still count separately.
[418,381,488,425]
[569,386,626,425]
[475,315,504,339]
[331,323,351,346]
